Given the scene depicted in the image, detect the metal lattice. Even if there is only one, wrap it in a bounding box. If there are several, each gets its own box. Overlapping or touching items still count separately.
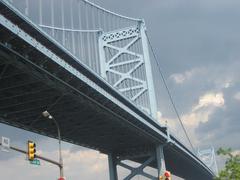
[99,25,157,118]
[197,147,219,175]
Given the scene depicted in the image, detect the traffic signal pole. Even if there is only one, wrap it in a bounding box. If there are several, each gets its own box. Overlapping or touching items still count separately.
[42,111,64,179]
[0,142,62,170]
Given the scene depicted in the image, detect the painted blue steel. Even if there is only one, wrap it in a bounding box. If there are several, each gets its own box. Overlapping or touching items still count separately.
[0,0,165,141]
[4,0,156,118]
[0,0,166,144]
[0,0,215,179]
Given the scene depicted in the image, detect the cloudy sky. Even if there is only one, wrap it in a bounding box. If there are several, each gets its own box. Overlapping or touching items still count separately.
[1,0,240,179]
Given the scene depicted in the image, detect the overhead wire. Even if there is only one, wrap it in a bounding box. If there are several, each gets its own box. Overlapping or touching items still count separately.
[145,32,195,152]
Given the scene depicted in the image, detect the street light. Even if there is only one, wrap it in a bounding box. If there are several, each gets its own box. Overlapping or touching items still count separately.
[42,111,64,179]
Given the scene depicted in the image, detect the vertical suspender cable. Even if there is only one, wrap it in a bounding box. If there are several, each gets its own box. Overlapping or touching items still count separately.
[78,1,84,62]
[39,0,42,26]
[90,4,96,71]
[25,0,29,16]
[61,0,65,46]
[50,0,54,37]
[96,9,101,74]
[70,0,76,55]
[85,1,91,67]
[91,6,99,73]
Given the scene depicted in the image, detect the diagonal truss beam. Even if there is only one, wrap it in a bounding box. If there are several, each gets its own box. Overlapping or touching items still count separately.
[99,27,147,102]
[118,155,156,180]
[99,24,157,119]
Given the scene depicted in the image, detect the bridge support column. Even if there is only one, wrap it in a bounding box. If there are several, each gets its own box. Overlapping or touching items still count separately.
[156,145,166,178]
[108,154,118,180]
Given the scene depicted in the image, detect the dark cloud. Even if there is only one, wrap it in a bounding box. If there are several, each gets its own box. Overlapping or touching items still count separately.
[196,83,240,149]
[95,0,240,74]
[93,0,240,168]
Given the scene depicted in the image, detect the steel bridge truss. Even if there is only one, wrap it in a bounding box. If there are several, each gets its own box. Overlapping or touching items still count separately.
[0,0,215,179]
[197,147,218,176]
[99,23,157,119]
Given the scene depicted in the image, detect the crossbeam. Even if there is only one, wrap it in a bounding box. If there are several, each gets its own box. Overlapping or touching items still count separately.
[108,145,167,180]
[119,155,156,180]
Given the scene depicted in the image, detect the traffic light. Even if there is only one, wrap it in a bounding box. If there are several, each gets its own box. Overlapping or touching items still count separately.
[164,171,171,180]
[27,141,36,161]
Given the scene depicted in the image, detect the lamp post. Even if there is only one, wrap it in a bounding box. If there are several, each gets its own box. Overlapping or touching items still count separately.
[42,111,64,179]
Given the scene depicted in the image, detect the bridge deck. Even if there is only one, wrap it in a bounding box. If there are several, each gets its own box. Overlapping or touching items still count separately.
[0,1,214,179]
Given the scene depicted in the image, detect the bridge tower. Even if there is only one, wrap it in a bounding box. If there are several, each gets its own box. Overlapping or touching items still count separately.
[98,21,168,179]
[197,147,219,176]
[99,21,158,120]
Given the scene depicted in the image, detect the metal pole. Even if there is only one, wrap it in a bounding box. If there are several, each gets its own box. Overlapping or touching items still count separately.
[108,153,118,180]
[50,116,64,178]
[0,142,61,167]
[42,111,64,178]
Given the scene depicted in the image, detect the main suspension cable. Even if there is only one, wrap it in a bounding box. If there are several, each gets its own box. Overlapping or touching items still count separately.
[145,32,195,152]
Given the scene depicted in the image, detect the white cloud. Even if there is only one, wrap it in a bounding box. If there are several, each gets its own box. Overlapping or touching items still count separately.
[158,92,225,147]
[193,92,225,111]
[170,73,187,84]
[62,150,108,174]
[170,68,204,84]
[0,147,109,180]
[182,110,210,126]
[0,153,59,180]
[159,111,211,146]
[184,92,224,145]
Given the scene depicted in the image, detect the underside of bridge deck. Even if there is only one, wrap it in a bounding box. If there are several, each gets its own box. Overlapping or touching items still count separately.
[0,30,213,180]
[0,44,159,155]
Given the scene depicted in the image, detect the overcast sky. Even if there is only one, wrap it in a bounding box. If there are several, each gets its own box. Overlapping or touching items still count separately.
[1,0,240,179]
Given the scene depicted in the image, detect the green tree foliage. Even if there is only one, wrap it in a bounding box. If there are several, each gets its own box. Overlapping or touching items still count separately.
[215,148,240,180]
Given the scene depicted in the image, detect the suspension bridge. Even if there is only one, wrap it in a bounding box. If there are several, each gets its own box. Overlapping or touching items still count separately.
[0,0,217,179]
